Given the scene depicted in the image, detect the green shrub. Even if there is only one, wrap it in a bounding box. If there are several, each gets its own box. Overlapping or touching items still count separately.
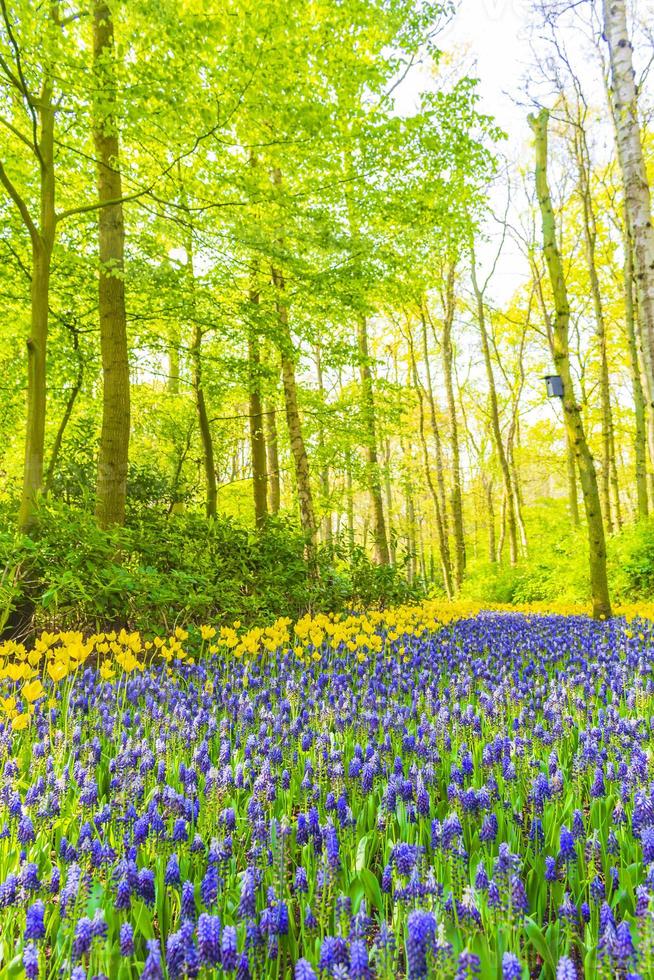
[0,501,424,637]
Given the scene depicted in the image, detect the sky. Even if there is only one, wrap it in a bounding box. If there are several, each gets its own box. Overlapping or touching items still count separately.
[419,0,654,305]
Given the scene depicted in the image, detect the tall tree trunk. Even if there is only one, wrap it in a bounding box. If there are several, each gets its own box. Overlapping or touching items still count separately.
[406,486,417,583]
[272,272,317,547]
[565,434,580,526]
[533,255,581,525]
[357,315,390,565]
[93,0,130,529]
[248,271,268,529]
[470,252,518,565]
[10,85,56,531]
[192,319,217,519]
[571,113,615,533]
[624,209,649,517]
[168,324,180,394]
[345,456,355,552]
[497,491,507,564]
[265,401,281,515]
[440,263,466,586]
[419,306,453,582]
[530,108,611,619]
[384,438,396,564]
[315,346,332,545]
[271,168,316,548]
[45,324,84,491]
[484,476,496,563]
[408,327,453,597]
[603,0,654,400]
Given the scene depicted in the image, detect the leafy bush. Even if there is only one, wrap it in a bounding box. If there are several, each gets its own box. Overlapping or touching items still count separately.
[0,501,424,637]
[609,517,654,599]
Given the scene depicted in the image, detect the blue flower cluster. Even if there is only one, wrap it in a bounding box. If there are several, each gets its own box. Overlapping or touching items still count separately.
[1,612,654,977]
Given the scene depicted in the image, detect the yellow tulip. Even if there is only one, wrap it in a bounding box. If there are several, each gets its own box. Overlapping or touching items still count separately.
[22,679,45,703]
[0,696,16,714]
[12,712,30,731]
[47,661,69,683]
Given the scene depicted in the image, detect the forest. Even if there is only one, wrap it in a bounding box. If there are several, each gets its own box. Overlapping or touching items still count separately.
[0,0,652,631]
[6,3,654,978]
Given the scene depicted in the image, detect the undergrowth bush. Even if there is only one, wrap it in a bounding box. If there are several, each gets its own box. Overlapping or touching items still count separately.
[0,500,421,637]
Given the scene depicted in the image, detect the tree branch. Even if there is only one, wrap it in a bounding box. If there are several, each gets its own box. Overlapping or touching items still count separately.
[0,160,38,242]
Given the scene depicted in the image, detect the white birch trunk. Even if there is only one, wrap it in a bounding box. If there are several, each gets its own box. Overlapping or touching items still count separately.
[603,0,654,389]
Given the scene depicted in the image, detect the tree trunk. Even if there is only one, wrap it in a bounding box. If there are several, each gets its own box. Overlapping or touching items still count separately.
[603,0,654,400]
[572,114,615,533]
[470,253,518,565]
[384,438,396,564]
[419,306,453,582]
[271,168,316,548]
[533,254,581,525]
[315,346,332,545]
[484,476,496,563]
[271,270,317,547]
[265,402,281,515]
[248,273,268,529]
[93,0,130,529]
[408,328,453,597]
[565,433,580,526]
[530,108,611,619]
[624,209,649,517]
[192,320,217,519]
[45,326,84,491]
[168,323,181,394]
[16,90,56,531]
[357,315,390,565]
[440,263,466,586]
[346,457,355,552]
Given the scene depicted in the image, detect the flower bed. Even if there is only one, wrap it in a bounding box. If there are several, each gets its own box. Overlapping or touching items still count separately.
[1,608,654,977]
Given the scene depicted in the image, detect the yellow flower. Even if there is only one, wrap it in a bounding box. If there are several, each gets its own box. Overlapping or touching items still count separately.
[0,695,16,714]
[99,662,115,680]
[12,712,30,731]
[47,661,69,683]
[22,679,45,703]
[200,625,216,640]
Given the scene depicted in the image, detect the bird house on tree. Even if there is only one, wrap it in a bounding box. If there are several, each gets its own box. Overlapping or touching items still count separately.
[543,374,564,399]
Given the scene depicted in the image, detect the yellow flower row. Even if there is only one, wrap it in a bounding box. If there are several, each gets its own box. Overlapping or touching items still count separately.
[1,599,653,725]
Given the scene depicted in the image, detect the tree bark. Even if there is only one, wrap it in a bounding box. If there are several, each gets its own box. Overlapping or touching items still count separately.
[571,111,616,533]
[315,346,332,545]
[271,168,316,548]
[44,324,84,492]
[357,315,390,565]
[191,319,217,519]
[484,476,496,563]
[270,273,316,546]
[93,0,130,529]
[408,326,453,597]
[623,209,649,517]
[440,263,466,586]
[384,438,396,564]
[248,271,268,529]
[12,85,56,530]
[530,108,611,619]
[470,252,518,565]
[419,305,453,582]
[533,254,580,525]
[603,0,654,400]
[265,401,281,515]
